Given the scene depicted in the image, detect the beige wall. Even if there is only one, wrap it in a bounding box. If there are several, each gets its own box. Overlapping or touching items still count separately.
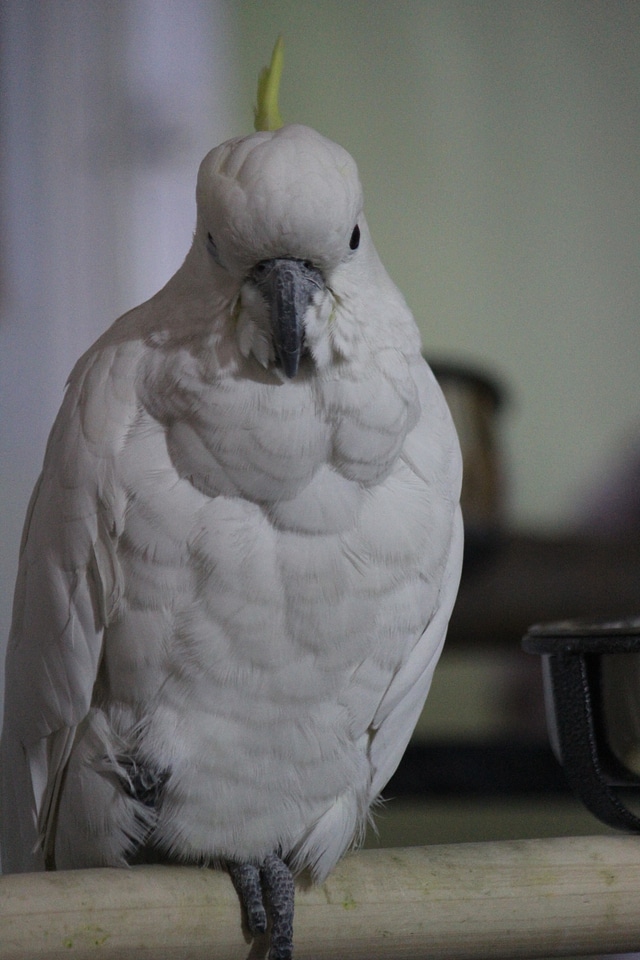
[237,1,640,531]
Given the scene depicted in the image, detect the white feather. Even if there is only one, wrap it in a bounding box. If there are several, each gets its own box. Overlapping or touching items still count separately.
[1,123,463,881]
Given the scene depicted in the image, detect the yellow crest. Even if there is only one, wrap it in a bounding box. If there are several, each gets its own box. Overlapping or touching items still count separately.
[254,36,285,132]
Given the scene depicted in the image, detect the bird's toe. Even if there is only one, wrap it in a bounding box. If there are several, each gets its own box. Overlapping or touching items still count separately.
[228,854,295,959]
[261,854,295,960]
[228,861,268,934]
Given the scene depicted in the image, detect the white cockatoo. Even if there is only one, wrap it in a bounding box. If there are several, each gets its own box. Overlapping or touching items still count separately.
[0,40,463,959]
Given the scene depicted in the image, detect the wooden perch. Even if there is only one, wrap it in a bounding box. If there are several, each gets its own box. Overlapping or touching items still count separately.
[2,835,640,959]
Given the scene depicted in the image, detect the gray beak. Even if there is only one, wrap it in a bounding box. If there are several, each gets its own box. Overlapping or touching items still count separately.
[249,257,324,379]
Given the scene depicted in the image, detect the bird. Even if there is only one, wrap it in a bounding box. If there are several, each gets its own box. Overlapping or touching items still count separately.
[0,39,463,960]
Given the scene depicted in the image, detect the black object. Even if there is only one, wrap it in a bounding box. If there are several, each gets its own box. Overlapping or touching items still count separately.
[523,617,640,831]
[386,741,567,798]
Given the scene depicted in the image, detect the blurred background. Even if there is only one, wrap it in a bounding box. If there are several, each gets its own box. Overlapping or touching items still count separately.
[1,0,639,848]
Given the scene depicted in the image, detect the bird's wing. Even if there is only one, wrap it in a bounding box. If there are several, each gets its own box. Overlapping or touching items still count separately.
[0,348,127,872]
[366,366,464,803]
[367,505,463,802]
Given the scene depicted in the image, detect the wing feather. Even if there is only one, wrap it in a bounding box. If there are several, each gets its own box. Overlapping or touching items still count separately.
[367,506,463,801]
[0,348,128,872]
[366,362,464,803]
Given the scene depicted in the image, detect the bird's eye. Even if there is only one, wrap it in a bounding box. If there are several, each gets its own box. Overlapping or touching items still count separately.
[349,224,360,251]
[252,261,270,280]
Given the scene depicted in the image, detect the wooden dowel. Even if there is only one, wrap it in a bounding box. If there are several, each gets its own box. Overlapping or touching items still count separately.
[2,835,640,959]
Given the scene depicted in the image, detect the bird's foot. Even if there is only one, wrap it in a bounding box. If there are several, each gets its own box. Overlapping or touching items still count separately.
[228,861,268,935]
[261,854,295,960]
[229,854,295,960]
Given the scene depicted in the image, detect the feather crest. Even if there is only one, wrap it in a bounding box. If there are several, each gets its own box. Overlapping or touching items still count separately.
[254,36,284,132]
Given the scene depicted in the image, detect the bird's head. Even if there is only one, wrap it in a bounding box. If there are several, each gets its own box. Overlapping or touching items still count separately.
[185,38,372,379]
[193,123,366,378]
